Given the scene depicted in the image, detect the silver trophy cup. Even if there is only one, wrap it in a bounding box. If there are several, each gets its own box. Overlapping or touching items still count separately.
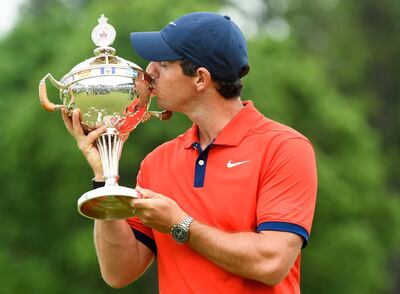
[38,15,171,220]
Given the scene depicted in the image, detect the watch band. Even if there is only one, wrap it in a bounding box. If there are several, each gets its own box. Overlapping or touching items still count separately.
[179,216,194,230]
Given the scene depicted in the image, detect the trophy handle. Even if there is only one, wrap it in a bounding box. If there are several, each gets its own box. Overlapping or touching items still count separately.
[149,110,173,120]
[39,73,65,112]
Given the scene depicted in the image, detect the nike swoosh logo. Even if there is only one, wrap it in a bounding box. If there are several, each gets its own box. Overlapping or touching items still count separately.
[227,160,250,168]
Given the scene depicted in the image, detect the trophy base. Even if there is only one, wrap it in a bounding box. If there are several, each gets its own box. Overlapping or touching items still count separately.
[77,185,138,220]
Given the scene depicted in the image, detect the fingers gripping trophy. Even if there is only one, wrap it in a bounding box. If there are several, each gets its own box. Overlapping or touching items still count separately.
[38,15,171,220]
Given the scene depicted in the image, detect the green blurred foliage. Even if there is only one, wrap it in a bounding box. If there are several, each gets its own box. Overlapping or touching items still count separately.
[0,0,399,293]
[280,0,400,192]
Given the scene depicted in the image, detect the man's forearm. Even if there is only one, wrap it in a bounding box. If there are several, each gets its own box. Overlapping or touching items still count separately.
[188,221,301,286]
[94,220,154,288]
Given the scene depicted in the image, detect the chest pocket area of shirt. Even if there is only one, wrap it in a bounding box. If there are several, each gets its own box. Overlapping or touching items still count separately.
[203,157,259,232]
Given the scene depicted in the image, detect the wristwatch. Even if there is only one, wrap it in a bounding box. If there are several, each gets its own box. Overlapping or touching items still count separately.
[171,216,194,244]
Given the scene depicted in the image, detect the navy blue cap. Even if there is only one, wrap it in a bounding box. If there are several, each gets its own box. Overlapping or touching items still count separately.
[130,12,248,82]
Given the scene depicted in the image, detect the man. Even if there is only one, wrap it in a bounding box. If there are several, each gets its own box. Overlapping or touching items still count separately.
[62,12,317,293]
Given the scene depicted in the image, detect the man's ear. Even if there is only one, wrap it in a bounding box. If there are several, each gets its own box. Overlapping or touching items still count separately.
[194,67,212,91]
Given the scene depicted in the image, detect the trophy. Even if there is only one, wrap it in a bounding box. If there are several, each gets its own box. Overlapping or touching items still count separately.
[38,15,171,220]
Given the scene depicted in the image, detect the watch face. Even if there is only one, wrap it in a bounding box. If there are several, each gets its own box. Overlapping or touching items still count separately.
[173,226,188,244]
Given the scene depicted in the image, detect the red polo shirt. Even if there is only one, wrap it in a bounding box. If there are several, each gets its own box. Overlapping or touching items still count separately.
[127,101,317,293]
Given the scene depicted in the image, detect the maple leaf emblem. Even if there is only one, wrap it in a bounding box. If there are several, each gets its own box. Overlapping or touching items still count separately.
[99,30,108,39]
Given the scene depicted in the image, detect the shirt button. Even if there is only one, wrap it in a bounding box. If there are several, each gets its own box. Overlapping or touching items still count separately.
[198,160,205,166]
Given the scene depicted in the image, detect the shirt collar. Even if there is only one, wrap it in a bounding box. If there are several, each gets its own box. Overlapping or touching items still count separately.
[183,124,200,149]
[183,100,264,149]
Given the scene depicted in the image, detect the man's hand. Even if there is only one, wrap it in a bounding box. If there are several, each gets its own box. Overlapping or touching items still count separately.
[61,109,106,178]
[132,187,187,233]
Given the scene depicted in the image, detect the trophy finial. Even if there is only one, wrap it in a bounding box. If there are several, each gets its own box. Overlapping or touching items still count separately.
[99,14,108,24]
[91,14,116,48]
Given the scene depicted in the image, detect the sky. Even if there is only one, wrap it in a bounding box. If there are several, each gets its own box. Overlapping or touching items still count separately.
[0,0,25,37]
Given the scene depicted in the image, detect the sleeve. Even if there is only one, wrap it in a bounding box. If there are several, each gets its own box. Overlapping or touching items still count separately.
[125,164,157,255]
[256,138,317,248]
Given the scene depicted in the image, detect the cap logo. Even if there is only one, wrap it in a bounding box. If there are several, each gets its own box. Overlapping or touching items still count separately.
[169,21,177,26]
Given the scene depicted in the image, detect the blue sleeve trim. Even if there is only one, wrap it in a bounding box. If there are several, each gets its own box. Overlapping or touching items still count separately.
[131,228,157,256]
[257,222,310,249]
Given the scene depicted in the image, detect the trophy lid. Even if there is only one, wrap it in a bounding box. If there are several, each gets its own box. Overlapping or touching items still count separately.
[60,14,144,85]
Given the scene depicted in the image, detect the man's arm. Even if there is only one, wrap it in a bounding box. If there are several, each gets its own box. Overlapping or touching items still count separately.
[188,222,302,285]
[94,220,154,288]
[132,188,302,286]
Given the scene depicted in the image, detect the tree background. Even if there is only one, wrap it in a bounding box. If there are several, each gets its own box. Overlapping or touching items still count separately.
[0,0,399,293]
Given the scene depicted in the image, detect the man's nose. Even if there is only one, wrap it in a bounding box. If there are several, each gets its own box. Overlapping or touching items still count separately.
[146,62,158,78]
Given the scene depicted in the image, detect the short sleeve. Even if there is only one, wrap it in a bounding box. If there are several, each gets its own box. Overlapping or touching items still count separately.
[126,165,157,255]
[257,138,317,247]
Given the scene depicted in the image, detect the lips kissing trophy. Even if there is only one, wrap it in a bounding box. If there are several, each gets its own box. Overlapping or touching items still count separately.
[38,15,171,220]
